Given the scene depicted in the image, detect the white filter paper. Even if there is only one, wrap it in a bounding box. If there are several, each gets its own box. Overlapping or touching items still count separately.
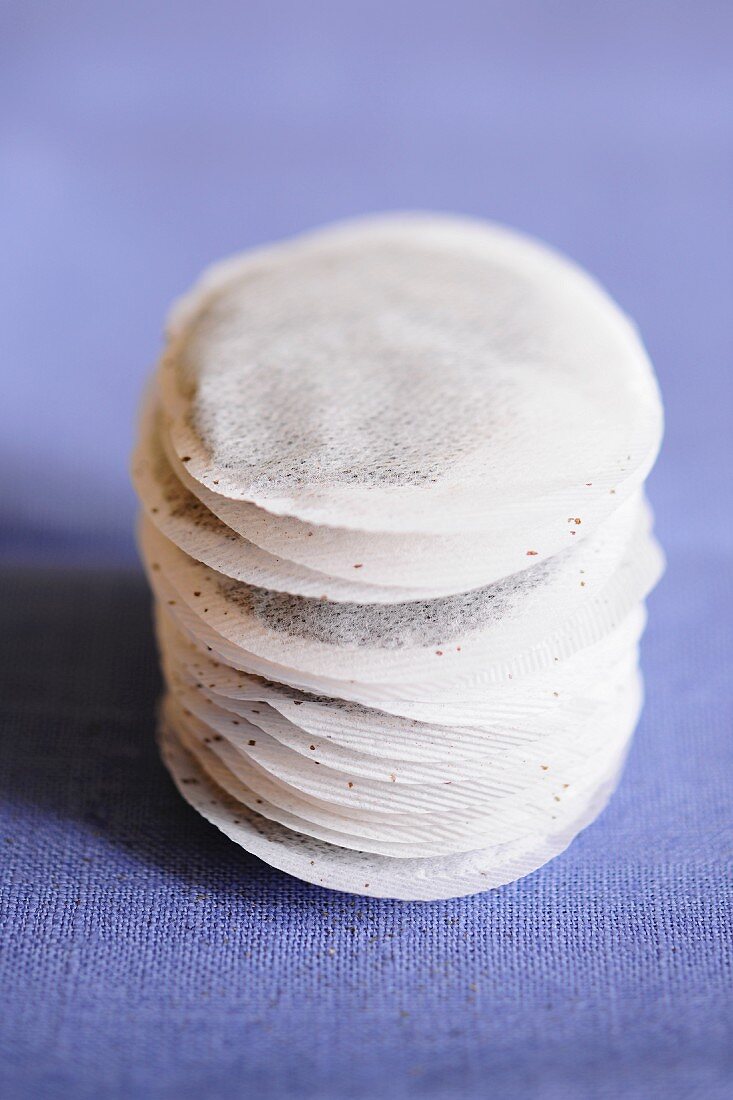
[139,509,662,698]
[159,708,633,899]
[133,211,664,899]
[158,214,662,536]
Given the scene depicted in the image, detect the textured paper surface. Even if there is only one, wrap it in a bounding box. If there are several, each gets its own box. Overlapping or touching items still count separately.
[140,515,662,699]
[159,707,633,899]
[133,213,664,898]
[159,214,663,536]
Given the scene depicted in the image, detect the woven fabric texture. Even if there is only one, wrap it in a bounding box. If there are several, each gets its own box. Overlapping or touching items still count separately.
[0,555,731,1099]
[2,3,732,1094]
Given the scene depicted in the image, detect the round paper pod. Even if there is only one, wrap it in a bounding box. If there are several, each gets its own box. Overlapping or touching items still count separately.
[159,699,636,900]
[158,214,662,546]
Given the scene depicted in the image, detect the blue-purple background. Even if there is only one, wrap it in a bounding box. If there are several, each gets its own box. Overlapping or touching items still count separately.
[1,3,731,1099]
[2,0,732,563]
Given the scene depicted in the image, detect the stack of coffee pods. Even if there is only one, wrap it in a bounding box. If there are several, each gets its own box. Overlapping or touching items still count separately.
[133,214,664,900]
